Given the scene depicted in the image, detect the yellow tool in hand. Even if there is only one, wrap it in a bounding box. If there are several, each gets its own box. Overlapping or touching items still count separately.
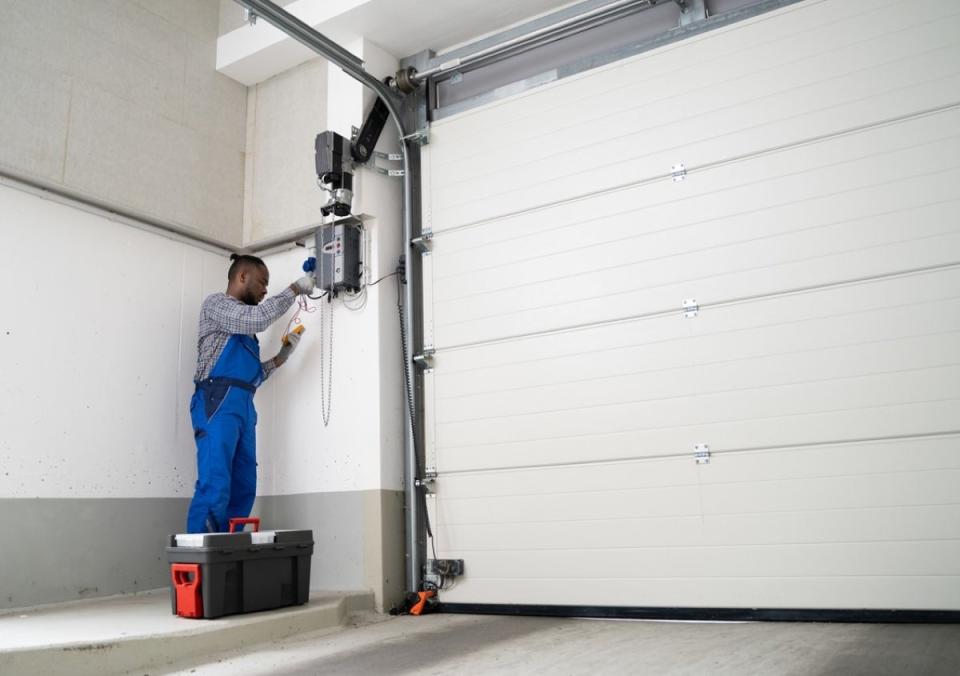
[282,324,305,345]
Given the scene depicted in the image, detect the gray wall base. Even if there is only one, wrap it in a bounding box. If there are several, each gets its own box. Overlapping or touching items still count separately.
[0,497,189,610]
[0,491,405,612]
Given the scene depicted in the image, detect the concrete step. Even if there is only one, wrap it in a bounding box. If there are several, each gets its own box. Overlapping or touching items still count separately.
[0,589,374,676]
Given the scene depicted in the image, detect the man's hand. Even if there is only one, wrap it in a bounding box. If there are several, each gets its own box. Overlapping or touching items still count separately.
[290,274,315,295]
[274,328,303,367]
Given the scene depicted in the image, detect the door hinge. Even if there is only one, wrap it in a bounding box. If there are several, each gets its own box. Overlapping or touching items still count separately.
[695,443,711,464]
[682,298,699,318]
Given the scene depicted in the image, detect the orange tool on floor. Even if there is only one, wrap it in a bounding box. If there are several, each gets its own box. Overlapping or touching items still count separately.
[410,590,435,616]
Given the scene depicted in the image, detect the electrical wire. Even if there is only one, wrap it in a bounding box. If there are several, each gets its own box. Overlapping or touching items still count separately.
[368,270,399,287]
[284,291,317,337]
[341,284,368,311]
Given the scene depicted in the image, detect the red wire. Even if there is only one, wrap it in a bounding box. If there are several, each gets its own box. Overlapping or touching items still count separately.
[284,293,316,337]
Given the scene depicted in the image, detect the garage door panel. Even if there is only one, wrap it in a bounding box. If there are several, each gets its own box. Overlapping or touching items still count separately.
[443,505,960,552]
[437,332,960,424]
[434,204,959,330]
[439,435,960,496]
[435,166,960,283]
[432,143,960,294]
[438,367,960,449]
[433,124,960,313]
[432,21,960,201]
[432,78,960,230]
[430,0,952,172]
[436,205,959,315]
[438,576,960,609]
[436,295,960,403]
[435,231,960,347]
[447,542,960,580]
[439,400,960,472]
[434,267,960,374]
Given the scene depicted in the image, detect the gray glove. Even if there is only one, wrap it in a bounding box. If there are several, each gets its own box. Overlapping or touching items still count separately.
[276,327,303,365]
[292,274,315,294]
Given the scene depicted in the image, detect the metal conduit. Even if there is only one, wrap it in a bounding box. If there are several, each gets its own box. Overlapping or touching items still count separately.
[0,169,237,255]
[232,0,422,594]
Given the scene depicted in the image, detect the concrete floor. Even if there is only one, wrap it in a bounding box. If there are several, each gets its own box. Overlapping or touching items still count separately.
[0,590,373,676]
[160,613,960,676]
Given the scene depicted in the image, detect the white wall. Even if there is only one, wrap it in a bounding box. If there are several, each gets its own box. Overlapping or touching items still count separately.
[242,39,405,494]
[254,247,380,494]
[0,183,225,499]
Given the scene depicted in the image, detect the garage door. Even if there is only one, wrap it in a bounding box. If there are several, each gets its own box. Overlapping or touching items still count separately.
[419,0,960,610]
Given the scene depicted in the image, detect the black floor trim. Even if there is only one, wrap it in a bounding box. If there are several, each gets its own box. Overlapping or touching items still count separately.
[437,603,960,624]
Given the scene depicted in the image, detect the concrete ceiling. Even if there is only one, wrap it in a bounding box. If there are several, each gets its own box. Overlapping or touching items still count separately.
[218,0,578,85]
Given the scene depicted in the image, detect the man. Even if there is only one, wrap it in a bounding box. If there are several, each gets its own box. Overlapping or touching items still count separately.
[186,254,315,533]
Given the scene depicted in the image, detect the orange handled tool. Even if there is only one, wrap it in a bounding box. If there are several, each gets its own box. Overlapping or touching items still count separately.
[410,590,435,616]
[282,324,305,345]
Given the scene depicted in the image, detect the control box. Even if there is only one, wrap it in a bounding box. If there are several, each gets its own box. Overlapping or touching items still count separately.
[315,221,362,295]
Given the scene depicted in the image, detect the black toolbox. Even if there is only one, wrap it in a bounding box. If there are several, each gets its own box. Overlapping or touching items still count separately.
[166,519,314,619]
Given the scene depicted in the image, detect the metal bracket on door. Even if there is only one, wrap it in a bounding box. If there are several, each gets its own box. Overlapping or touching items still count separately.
[402,128,430,146]
[412,228,433,254]
[672,163,687,182]
[414,346,435,370]
[682,298,699,318]
[694,444,711,464]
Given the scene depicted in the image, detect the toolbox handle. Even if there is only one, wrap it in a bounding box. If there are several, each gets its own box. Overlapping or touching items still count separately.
[171,563,203,619]
[228,517,260,533]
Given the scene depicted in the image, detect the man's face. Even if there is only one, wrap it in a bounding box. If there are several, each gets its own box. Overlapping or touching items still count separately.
[238,265,269,305]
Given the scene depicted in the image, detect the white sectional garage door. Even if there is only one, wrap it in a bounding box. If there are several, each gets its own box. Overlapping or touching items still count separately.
[419,0,960,610]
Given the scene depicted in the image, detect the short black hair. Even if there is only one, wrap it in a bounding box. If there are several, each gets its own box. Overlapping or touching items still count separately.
[228,253,267,281]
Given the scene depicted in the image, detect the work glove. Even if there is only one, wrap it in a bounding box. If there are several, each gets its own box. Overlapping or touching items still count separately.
[292,274,315,294]
[276,327,303,365]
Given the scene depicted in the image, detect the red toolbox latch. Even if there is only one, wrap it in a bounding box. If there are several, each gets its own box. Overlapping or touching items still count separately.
[228,517,260,533]
[171,563,203,618]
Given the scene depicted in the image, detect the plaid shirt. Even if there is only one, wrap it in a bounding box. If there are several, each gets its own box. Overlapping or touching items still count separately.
[193,288,296,383]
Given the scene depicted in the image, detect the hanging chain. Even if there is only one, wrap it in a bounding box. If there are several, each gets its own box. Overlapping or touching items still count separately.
[319,220,335,427]
[319,291,334,426]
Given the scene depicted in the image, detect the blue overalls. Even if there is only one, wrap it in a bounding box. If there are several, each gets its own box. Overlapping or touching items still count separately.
[186,334,263,533]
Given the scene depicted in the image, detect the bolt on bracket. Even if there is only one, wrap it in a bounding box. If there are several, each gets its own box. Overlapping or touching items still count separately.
[413,347,436,370]
[402,128,430,146]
